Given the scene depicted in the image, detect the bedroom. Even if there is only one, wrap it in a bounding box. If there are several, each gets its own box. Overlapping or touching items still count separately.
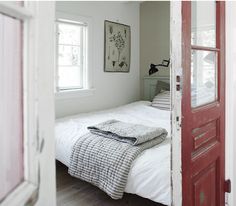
[1,1,236,206]
[55,1,171,206]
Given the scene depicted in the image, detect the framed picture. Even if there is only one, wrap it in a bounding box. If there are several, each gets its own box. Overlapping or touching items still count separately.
[104,20,131,72]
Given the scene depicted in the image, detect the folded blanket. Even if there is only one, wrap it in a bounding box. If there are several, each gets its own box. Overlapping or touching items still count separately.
[69,121,167,199]
[88,119,167,145]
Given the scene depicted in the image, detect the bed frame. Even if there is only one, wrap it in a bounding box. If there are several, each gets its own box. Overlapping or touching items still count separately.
[143,76,170,101]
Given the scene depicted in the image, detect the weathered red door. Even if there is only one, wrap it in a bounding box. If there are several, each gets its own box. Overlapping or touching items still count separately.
[182,1,226,206]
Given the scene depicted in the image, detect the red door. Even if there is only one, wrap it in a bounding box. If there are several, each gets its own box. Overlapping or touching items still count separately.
[182,1,225,206]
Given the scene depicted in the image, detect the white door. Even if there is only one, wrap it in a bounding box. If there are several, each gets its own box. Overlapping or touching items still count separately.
[0,2,56,206]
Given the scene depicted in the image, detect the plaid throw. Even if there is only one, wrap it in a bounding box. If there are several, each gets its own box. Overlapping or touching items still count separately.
[69,121,167,199]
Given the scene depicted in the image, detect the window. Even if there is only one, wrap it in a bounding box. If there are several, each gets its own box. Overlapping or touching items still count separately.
[55,15,89,92]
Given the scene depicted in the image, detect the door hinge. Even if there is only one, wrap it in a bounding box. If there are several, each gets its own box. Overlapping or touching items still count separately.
[224,179,231,193]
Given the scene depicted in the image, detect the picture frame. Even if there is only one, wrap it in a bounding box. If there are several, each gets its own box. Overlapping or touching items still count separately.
[104,20,131,72]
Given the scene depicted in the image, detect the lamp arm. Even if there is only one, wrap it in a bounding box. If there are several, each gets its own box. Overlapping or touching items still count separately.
[148,59,170,76]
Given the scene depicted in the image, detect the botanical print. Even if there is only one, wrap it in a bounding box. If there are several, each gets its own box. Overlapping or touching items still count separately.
[104,20,130,72]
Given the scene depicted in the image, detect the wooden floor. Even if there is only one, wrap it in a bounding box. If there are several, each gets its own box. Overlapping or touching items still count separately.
[56,162,165,206]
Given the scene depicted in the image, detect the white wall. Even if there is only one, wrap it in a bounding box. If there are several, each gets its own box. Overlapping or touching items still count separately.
[140,1,170,98]
[55,1,140,118]
[225,2,236,206]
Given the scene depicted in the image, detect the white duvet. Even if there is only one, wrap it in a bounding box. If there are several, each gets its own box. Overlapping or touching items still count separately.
[55,101,171,206]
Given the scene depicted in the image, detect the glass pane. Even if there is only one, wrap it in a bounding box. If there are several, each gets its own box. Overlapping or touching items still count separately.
[0,14,24,200]
[58,66,83,89]
[191,50,217,108]
[58,45,80,66]
[58,22,81,45]
[191,1,216,47]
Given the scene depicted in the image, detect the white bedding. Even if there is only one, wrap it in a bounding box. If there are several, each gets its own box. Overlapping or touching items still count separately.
[55,101,171,205]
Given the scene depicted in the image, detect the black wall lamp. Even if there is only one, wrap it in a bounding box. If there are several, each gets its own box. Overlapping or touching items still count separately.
[149,59,170,75]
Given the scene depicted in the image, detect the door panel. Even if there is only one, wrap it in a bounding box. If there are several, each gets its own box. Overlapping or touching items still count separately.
[193,163,216,206]
[182,1,225,206]
[0,13,24,201]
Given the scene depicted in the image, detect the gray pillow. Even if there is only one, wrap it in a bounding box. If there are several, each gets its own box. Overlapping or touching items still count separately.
[155,81,170,95]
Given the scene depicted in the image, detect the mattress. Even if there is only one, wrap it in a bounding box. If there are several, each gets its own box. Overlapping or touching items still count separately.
[55,101,171,205]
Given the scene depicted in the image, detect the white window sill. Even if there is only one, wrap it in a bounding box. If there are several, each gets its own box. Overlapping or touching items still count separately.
[55,88,95,100]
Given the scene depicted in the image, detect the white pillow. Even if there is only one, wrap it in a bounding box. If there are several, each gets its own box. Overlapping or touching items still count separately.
[151,91,170,110]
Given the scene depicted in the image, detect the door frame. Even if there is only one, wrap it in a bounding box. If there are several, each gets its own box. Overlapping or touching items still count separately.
[225,2,236,205]
[170,2,182,206]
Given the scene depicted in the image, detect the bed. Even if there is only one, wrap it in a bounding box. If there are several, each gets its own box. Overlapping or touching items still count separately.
[55,100,171,206]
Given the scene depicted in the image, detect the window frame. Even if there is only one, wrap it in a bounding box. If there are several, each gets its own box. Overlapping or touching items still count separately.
[0,2,39,206]
[55,12,94,99]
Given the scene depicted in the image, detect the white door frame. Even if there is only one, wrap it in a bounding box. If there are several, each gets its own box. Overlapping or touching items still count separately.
[225,2,236,206]
[170,2,182,206]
